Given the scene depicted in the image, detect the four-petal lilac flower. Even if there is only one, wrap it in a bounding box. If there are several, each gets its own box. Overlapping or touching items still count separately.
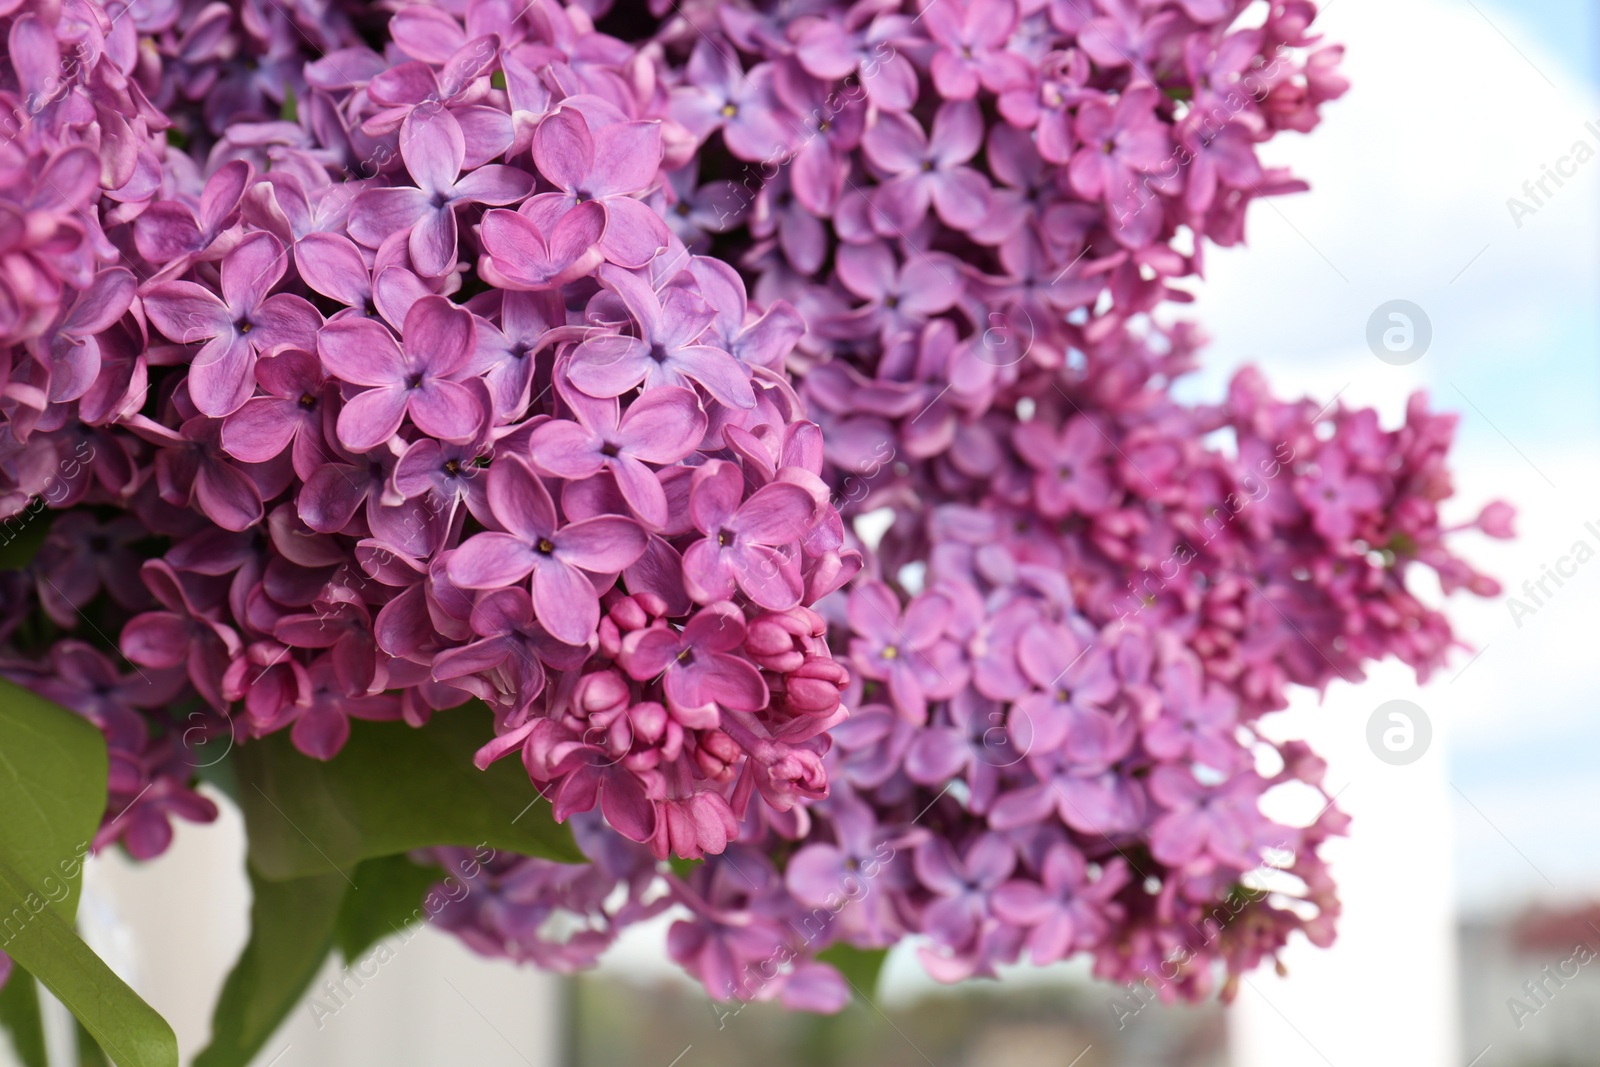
[318,295,483,452]
[448,454,648,645]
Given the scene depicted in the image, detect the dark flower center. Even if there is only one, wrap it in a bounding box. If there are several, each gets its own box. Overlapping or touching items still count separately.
[716,528,734,547]
[298,393,317,409]
[677,647,695,665]
[720,103,738,118]
[921,159,935,172]
[884,295,899,310]
[675,201,691,216]
[649,343,669,364]
[536,538,555,555]
[406,372,425,389]
[600,441,620,458]
[237,320,253,335]
[444,459,463,476]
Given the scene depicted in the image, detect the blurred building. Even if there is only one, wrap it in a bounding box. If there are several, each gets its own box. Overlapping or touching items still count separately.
[1459,905,1600,1067]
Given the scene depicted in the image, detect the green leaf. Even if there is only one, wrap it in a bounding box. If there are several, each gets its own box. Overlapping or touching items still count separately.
[194,869,346,1067]
[0,680,173,1066]
[816,945,889,1001]
[0,970,48,1067]
[75,1015,110,1066]
[0,854,177,1067]
[0,676,105,917]
[334,854,444,963]
[234,705,581,882]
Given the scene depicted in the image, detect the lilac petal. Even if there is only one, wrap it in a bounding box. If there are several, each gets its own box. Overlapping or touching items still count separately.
[449,532,540,589]
[589,121,663,197]
[347,187,432,248]
[390,5,467,64]
[600,768,655,842]
[403,296,476,375]
[699,654,768,711]
[189,334,258,418]
[222,232,288,314]
[681,539,737,603]
[222,398,298,462]
[626,536,691,617]
[291,704,350,761]
[566,335,649,397]
[199,159,253,231]
[548,202,607,272]
[143,282,228,343]
[66,268,137,333]
[432,637,513,680]
[367,60,439,107]
[988,783,1056,830]
[298,466,367,532]
[409,207,460,278]
[598,197,670,268]
[666,345,756,409]
[528,420,603,478]
[532,108,594,192]
[194,460,264,531]
[618,386,705,462]
[373,266,431,328]
[1149,810,1207,867]
[991,881,1054,926]
[336,387,409,452]
[121,612,190,668]
[906,727,969,784]
[532,557,601,645]
[554,515,647,573]
[296,232,371,307]
[862,112,926,174]
[610,456,668,529]
[688,461,742,533]
[318,317,405,386]
[408,379,482,442]
[785,843,848,906]
[452,165,535,205]
[476,459,554,545]
[401,107,465,195]
[734,482,815,544]
[455,105,516,169]
[913,840,969,897]
[783,963,850,1015]
[251,294,323,352]
[133,202,202,262]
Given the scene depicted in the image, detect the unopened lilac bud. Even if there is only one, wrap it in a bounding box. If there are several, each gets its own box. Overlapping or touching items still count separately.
[629,700,668,746]
[577,670,630,716]
[694,728,740,780]
[783,655,848,715]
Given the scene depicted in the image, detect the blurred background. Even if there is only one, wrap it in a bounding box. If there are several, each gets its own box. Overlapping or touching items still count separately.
[9,0,1600,1063]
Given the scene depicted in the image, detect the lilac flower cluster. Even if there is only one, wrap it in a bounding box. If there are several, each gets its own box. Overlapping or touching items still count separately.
[414,0,1503,1007]
[0,0,1512,1017]
[1,0,853,869]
